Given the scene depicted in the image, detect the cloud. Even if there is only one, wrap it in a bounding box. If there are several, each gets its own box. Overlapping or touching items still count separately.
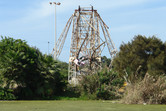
[18,1,54,22]
[91,0,153,10]
[114,0,149,7]
[4,0,158,24]
[54,0,154,12]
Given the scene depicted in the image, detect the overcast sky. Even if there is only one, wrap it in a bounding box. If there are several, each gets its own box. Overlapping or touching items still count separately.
[0,0,166,62]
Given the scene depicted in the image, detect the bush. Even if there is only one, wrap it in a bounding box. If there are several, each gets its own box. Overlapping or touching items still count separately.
[97,84,120,100]
[77,69,124,100]
[121,73,166,104]
[61,85,80,98]
[0,87,16,100]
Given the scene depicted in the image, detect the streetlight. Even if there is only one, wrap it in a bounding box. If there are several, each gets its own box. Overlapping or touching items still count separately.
[48,41,50,55]
[49,2,61,60]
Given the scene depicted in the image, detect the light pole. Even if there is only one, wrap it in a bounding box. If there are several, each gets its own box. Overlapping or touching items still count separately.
[49,2,61,60]
[48,41,50,55]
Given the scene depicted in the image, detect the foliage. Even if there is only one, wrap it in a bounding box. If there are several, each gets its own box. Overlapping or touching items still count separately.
[101,56,111,67]
[0,73,4,87]
[121,73,166,104]
[0,87,16,100]
[78,69,124,100]
[113,35,166,83]
[56,61,68,91]
[0,36,67,99]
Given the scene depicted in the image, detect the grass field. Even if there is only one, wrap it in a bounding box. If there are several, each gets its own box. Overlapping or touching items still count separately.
[0,101,166,111]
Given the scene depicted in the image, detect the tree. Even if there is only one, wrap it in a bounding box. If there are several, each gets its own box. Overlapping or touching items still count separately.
[113,35,166,83]
[0,36,67,99]
[101,56,111,67]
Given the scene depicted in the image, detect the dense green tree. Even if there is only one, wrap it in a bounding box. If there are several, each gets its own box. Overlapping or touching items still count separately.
[0,36,67,99]
[113,35,166,83]
[101,56,111,67]
[56,61,68,83]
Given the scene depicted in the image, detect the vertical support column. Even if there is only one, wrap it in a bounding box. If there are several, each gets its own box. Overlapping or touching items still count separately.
[54,4,57,60]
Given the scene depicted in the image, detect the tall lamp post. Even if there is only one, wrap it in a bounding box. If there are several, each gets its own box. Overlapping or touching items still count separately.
[49,2,61,60]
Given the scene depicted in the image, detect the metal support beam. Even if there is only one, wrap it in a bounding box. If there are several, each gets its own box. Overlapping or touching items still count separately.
[53,6,117,84]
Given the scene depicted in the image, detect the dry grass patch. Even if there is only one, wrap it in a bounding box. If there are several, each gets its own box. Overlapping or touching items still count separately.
[121,73,166,104]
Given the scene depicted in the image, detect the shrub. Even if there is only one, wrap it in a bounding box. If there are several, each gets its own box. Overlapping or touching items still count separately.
[78,69,124,100]
[0,87,16,100]
[121,73,166,104]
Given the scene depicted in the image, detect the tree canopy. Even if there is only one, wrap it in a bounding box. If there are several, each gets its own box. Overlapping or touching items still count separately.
[113,35,166,83]
[0,36,68,99]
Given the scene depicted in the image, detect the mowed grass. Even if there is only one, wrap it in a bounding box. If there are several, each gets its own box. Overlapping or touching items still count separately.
[0,101,166,111]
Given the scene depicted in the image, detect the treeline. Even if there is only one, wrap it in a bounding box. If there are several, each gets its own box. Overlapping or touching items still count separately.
[0,36,124,100]
[1,35,166,104]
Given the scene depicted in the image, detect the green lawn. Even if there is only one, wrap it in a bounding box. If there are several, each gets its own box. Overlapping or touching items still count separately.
[0,101,166,111]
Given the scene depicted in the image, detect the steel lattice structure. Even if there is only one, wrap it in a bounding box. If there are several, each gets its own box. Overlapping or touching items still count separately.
[52,6,117,84]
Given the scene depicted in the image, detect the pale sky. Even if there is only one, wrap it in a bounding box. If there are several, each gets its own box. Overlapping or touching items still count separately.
[0,0,166,62]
